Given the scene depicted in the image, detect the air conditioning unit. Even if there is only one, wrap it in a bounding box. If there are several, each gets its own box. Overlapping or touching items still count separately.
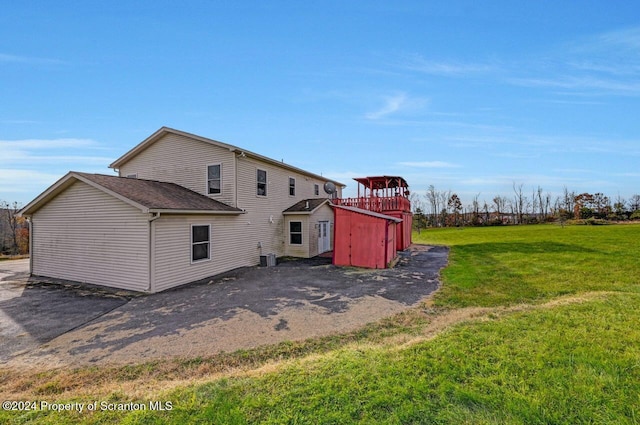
[260,253,277,267]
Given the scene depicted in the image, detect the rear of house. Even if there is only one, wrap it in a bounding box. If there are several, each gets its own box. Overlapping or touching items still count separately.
[20,128,345,293]
[111,128,343,264]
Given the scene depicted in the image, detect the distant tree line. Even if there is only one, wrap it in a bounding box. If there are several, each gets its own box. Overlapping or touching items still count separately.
[411,183,640,230]
[0,201,29,256]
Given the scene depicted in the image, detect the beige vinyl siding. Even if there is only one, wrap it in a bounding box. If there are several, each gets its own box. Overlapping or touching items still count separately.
[152,214,253,292]
[284,216,309,257]
[118,133,237,207]
[284,205,334,258]
[31,181,149,292]
[236,156,336,258]
[308,204,334,258]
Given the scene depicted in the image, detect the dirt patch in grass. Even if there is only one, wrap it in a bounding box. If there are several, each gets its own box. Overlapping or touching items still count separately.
[1,245,447,370]
[387,291,615,350]
[0,291,610,402]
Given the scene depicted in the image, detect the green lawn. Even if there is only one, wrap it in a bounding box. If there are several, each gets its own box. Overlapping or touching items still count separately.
[3,224,640,424]
[422,224,640,307]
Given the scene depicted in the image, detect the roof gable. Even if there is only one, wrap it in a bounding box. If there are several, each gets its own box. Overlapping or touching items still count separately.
[20,172,244,216]
[109,127,345,188]
[283,198,332,214]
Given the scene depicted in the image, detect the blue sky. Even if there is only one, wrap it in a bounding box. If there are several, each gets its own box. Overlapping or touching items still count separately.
[2,1,639,207]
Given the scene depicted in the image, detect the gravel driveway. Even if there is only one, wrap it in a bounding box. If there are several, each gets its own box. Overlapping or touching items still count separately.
[0,245,448,368]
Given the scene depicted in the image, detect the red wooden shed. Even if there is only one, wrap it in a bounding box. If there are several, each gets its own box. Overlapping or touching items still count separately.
[334,176,412,251]
[332,204,402,269]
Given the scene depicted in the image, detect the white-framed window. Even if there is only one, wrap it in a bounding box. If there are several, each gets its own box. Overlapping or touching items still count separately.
[126,173,138,179]
[207,164,222,195]
[289,177,296,196]
[289,221,303,245]
[191,224,211,263]
[314,184,319,196]
[257,169,267,196]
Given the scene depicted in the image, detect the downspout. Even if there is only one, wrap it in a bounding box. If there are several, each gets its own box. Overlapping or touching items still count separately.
[148,212,161,292]
[234,150,242,209]
[27,217,33,275]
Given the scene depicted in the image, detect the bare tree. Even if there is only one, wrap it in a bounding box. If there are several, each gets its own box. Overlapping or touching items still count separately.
[470,193,481,225]
[1,201,22,255]
[613,194,627,219]
[409,192,423,214]
[531,187,539,220]
[426,185,439,227]
[543,191,551,221]
[562,186,576,218]
[629,194,640,212]
[439,190,451,227]
[483,200,490,224]
[513,182,525,224]
[492,195,508,224]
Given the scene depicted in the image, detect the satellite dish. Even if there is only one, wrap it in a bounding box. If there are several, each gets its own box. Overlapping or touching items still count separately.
[323,181,336,195]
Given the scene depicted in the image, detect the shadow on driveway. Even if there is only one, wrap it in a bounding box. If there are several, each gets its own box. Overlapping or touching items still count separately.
[0,260,131,363]
[1,245,449,366]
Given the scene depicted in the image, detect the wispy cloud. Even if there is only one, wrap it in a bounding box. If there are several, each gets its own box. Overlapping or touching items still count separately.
[4,152,113,165]
[365,93,408,120]
[509,75,640,95]
[0,119,41,125]
[365,93,427,120]
[0,138,113,168]
[593,27,640,51]
[400,54,497,76]
[0,137,115,203]
[508,26,640,97]
[0,53,65,65]
[0,138,98,150]
[397,161,461,168]
[614,172,640,177]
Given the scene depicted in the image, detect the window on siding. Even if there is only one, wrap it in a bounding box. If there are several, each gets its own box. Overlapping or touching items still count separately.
[257,169,267,196]
[314,184,319,196]
[192,225,211,262]
[289,177,296,196]
[289,221,302,245]
[207,164,221,195]
[126,173,138,179]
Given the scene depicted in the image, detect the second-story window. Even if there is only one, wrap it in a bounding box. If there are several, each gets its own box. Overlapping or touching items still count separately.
[289,177,296,196]
[207,164,221,195]
[257,169,267,196]
[314,184,319,196]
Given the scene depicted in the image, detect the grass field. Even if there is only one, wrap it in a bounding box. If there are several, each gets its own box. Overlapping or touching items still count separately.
[2,224,639,424]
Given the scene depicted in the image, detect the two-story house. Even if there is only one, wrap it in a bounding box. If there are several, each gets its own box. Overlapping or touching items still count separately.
[19,127,345,293]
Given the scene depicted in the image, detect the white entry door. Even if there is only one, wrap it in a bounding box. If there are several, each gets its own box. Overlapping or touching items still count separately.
[318,221,330,254]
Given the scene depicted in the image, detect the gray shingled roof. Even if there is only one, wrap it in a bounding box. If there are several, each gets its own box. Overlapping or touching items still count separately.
[76,173,243,213]
[283,198,331,213]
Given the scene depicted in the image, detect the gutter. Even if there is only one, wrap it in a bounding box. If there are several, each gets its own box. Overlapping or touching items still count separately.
[148,209,245,215]
[148,212,161,292]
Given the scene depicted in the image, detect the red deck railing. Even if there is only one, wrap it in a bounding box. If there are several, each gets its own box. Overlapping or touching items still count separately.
[333,196,411,213]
